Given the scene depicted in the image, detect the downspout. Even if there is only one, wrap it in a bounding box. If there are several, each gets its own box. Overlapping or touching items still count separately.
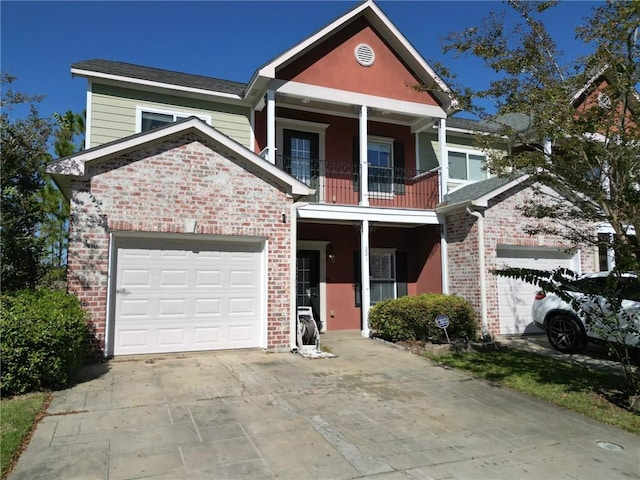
[104,232,115,358]
[289,201,309,351]
[466,207,489,338]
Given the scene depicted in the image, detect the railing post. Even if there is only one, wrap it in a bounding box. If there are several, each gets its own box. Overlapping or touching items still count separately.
[359,105,369,207]
[438,118,447,202]
[360,219,371,337]
[266,90,276,164]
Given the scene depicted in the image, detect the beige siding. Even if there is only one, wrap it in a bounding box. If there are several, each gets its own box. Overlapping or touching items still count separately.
[89,84,251,148]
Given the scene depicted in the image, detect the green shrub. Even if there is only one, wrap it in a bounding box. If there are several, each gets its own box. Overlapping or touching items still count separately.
[369,293,477,343]
[1,289,89,396]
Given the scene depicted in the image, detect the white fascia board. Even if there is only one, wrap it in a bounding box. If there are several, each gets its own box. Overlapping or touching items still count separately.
[570,65,609,105]
[597,223,636,236]
[473,175,529,206]
[255,1,372,81]
[297,203,439,225]
[46,118,314,197]
[247,0,456,110]
[274,80,446,119]
[364,1,453,102]
[71,68,246,104]
[435,175,530,215]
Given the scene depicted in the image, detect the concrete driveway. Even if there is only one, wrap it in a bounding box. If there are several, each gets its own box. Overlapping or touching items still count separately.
[10,331,640,480]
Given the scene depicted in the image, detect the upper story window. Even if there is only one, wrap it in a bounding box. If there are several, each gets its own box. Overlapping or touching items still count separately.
[368,139,393,194]
[137,107,211,133]
[448,150,487,181]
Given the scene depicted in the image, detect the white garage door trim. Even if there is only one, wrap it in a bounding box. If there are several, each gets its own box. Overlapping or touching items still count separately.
[496,246,581,335]
[106,233,267,356]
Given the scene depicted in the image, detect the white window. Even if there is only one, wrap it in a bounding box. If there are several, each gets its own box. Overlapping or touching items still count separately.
[136,107,211,133]
[448,150,487,181]
[368,138,393,194]
[370,250,396,305]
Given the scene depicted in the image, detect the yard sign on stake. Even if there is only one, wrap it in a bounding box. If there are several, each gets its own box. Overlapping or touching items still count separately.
[435,314,451,344]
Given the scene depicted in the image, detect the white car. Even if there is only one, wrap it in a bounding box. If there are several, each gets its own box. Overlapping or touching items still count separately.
[532,272,640,353]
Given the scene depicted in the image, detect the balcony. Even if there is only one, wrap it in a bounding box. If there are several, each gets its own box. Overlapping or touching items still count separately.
[277,156,439,209]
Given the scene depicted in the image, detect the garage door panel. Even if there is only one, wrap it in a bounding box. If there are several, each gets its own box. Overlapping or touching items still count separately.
[158,299,186,316]
[120,269,151,287]
[229,325,255,343]
[119,329,149,348]
[195,298,221,315]
[194,327,220,345]
[196,270,221,286]
[157,328,185,346]
[113,238,263,355]
[160,270,188,287]
[119,299,151,317]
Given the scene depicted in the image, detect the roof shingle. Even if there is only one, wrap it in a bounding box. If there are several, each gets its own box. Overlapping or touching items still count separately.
[71,59,247,96]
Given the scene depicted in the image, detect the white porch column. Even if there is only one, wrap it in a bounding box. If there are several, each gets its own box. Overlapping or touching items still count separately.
[266,89,276,164]
[438,118,448,202]
[359,105,369,207]
[360,219,371,337]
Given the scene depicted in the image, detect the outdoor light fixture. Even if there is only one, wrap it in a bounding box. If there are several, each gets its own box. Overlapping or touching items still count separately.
[184,219,197,233]
[327,243,336,263]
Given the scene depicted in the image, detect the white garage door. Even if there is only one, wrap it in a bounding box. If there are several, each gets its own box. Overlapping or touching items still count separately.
[113,237,263,355]
[496,247,577,335]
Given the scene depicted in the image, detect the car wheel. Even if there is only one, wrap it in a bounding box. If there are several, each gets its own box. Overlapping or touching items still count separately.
[546,315,586,354]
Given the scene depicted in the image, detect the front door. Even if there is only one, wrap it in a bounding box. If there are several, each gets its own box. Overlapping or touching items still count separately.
[296,250,320,328]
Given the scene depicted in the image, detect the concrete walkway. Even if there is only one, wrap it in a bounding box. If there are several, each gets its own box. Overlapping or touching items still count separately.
[10,331,640,480]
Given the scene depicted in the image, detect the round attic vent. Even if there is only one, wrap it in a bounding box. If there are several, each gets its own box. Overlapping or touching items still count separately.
[354,44,375,67]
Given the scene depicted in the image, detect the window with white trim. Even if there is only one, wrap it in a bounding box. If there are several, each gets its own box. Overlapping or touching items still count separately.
[137,107,211,133]
[369,250,396,305]
[448,150,487,181]
[368,139,393,194]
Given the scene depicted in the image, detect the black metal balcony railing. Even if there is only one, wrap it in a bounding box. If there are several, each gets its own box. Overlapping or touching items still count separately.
[277,155,439,209]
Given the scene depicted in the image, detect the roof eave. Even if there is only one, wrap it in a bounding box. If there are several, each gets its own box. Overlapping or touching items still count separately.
[46,118,314,199]
[245,0,458,111]
[71,68,246,104]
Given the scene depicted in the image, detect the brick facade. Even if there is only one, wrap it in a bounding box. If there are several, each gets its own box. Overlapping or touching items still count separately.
[67,132,293,352]
[446,182,596,337]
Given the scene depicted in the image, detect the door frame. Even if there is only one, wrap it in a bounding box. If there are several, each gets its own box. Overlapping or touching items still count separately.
[297,240,328,332]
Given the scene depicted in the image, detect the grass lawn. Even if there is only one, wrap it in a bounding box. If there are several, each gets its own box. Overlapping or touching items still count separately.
[1,392,49,479]
[423,348,640,435]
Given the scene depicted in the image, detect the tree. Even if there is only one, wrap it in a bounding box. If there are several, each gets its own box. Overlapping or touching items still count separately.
[39,111,84,275]
[1,74,53,290]
[1,75,83,290]
[439,1,639,397]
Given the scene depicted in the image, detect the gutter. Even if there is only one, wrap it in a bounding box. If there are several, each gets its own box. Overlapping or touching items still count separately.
[466,207,489,338]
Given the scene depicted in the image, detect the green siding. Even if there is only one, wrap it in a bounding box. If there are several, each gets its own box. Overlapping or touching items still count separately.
[417,132,439,172]
[89,84,251,148]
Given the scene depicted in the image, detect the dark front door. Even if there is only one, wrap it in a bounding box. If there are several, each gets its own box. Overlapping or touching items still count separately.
[283,130,319,186]
[296,250,320,326]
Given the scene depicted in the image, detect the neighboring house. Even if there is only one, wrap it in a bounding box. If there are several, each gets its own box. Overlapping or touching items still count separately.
[437,177,597,336]
[46,0,605,356]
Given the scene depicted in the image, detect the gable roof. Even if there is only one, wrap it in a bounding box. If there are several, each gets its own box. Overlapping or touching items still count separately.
[71,59,247,100]
[436,175,529,214]
[47,117,314,199]
[245,0,457,113]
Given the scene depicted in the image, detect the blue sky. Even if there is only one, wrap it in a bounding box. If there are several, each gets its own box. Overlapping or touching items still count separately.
[2,1,600,122]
